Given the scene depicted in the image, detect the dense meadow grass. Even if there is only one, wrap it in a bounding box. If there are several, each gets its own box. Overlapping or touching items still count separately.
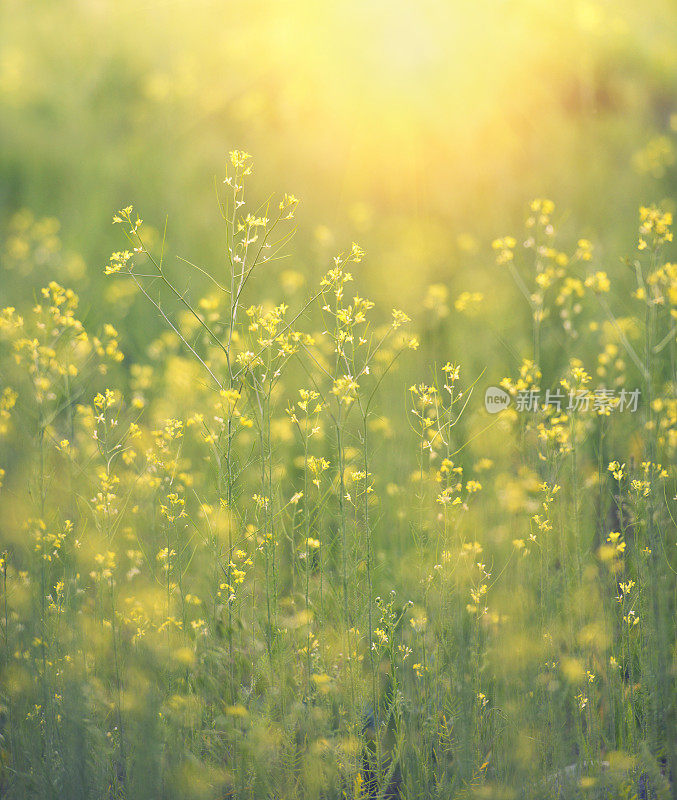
[1,1,677,798]
[0,150,674,799]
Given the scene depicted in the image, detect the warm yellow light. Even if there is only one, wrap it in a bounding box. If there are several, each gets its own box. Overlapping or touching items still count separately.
[222,0,604,191]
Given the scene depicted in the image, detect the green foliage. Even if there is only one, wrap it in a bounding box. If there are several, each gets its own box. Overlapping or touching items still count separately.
[0,152,674,799]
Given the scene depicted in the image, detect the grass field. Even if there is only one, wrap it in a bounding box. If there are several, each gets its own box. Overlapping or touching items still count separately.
[0,1,676,798]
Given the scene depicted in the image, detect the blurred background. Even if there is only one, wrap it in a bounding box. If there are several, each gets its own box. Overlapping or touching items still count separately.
[1,0,676,363]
